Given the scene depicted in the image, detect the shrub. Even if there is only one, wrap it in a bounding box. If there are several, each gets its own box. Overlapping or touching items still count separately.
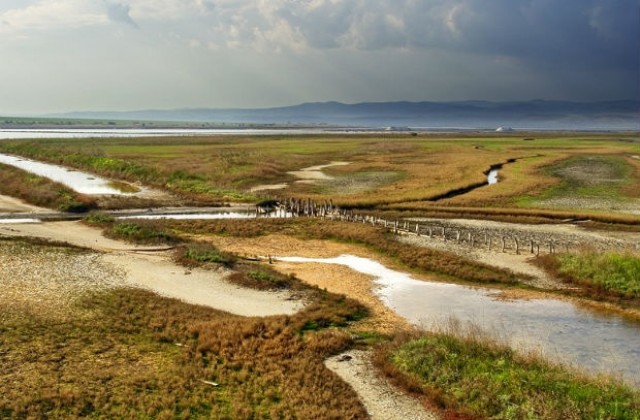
[178,243,236,268]
[110,221,179,245]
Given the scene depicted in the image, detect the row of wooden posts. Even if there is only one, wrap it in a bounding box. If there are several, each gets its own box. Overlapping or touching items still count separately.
[256,198,632,255]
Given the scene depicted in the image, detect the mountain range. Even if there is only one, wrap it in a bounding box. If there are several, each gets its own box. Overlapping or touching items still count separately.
[56,100,640,130]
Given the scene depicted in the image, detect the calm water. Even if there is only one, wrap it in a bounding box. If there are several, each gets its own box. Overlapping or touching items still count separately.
[487,169,499,184]
[0,128,337,140]
[0,153,132,195]
[278,255,640,386]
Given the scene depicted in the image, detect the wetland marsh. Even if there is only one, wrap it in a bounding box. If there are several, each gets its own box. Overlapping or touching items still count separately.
[1,131,639,418]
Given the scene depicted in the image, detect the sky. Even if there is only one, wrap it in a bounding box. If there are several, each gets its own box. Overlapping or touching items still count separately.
[1,0,639,114]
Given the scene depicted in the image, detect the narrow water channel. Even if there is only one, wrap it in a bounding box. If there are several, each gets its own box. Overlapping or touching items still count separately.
[0,153,132,195]
[487,169,499,184]
[277,255,640,387]
[118,211,290,221]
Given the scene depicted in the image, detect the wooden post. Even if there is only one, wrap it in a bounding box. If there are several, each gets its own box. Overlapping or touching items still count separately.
[502,236,507,253]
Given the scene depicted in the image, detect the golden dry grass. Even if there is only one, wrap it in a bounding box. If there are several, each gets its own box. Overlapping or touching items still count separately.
[0,237,370,419]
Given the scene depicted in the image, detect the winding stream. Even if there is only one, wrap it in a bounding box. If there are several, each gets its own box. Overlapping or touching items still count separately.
[277,254,640,387]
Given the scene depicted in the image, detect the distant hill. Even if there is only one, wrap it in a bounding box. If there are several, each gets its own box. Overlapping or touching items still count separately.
[53,100,640,130]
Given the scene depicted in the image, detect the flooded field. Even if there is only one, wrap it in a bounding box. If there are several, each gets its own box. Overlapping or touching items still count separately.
[278,254,640,386]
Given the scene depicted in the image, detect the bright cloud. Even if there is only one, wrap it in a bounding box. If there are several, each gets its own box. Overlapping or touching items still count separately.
[0,0,106,33]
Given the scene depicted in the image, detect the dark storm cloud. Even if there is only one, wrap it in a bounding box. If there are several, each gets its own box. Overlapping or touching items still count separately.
[269,0,639,72]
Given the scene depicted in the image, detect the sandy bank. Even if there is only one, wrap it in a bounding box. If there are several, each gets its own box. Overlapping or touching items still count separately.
[199,234,411,333]
[0,221,303,317]
[326,350,437,420]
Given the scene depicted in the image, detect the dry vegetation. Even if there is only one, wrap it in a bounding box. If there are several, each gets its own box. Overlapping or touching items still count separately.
[2,133,639,220]
[0,237,371,419]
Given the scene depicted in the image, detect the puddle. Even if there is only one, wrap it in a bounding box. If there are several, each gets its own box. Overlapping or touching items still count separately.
[0,153,135,195]
[0,218,42,224]
[277,254,640,386]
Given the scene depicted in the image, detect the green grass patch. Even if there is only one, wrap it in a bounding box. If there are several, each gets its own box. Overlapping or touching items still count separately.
[84,212,116,225]
[378,332,640,419]
[554,252,640,299]
[110,221,180,245]
[519,155,637,209]
[177,243,236,268]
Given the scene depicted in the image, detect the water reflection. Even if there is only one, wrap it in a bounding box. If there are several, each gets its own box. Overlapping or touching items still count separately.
[277,254,640,386]
[0,153,134,195]
[487,169,499,184]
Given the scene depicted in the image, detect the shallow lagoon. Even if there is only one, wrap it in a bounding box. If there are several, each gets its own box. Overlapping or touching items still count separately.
[278,254,640,386]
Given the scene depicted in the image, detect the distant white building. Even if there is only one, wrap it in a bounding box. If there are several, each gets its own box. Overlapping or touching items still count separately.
[496,126,515,132]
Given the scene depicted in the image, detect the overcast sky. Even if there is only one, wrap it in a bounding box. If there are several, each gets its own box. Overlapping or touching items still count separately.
[1,0,639,114]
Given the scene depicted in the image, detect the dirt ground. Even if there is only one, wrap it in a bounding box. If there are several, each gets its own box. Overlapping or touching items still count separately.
[0,195,47,213]
[326,350,438,420]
